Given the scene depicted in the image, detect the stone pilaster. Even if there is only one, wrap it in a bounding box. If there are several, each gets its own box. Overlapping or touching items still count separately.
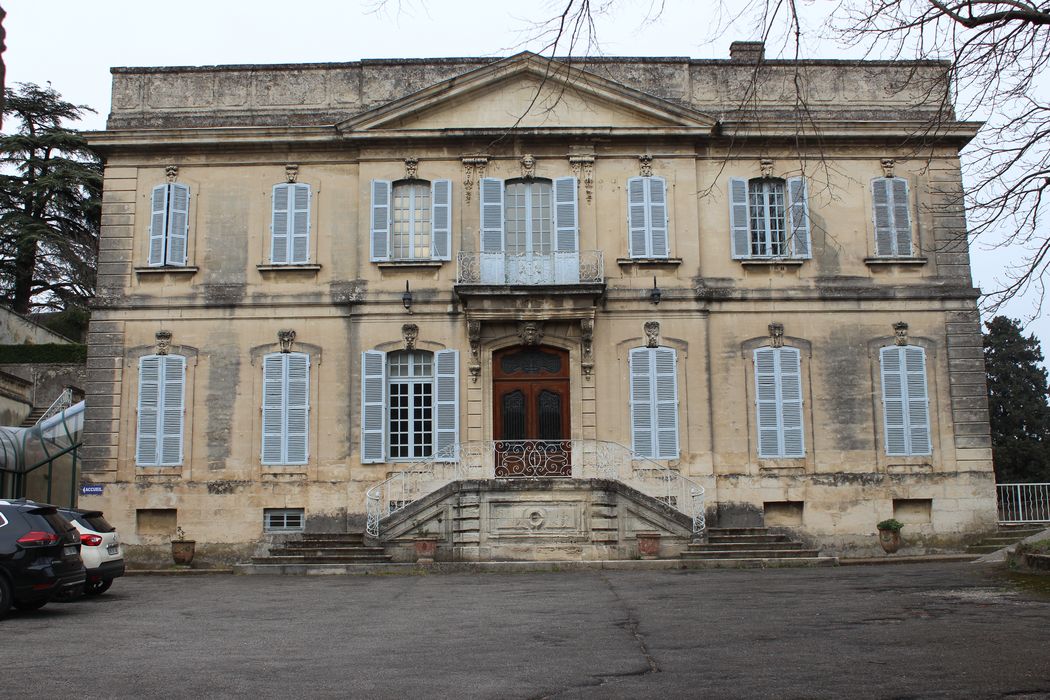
[82,318,126,475]
[944,307,992,470]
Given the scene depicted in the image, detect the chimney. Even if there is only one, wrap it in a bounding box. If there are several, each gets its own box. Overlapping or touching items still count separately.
[729,41,765,63]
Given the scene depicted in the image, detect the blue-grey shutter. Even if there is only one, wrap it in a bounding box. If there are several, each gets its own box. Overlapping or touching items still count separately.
[754,348,780,457]
[290,184,311,264]
[904,346,931,454]
[148,185,168,267]
[779,347,805,457]
[880,346,908,455]
[553,176,578,253]
[261,354,286,465]
[361,350,386,463]
[479,178,504,253]
[729,177,750,259]
[159,355,186,466]
[891,177,912,256]
[431,179,452,260]
[629,347,654,458]
[872,178,894,256]
[271,183,290,264]
[786,176,810,258]
[136,356,161,465]
[166,183,190,266]
[883,346,930,456]
[627,177,648,257]
[653,346,679,459]
[284,353,310,464]
[370,180,391,261]
[648,176,669,258]
[434,349,459,461]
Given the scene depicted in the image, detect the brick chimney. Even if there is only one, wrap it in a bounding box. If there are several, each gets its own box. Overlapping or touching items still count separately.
[729,41,765,63]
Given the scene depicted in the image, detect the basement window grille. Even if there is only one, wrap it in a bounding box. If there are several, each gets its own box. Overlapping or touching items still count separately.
[264,508,304,532]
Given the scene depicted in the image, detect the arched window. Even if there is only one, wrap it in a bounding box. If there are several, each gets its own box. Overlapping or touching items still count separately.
[628,346,679,459]
[879,345,931,455]
[136,354,186,466]
[261,352,310,465]
[753,346,805,458]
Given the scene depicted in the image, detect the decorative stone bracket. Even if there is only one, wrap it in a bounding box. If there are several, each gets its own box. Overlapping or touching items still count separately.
[570,155,595,203]
[581,318,594,377]
[467,320,482,382]
[461,156,489,204]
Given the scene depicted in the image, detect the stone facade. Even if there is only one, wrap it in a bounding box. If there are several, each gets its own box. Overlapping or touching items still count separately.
[83,47,995,564]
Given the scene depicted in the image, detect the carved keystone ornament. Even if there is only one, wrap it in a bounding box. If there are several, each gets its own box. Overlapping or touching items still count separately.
[894,321,909,346]
[402,323,419,351]
[285,163,299,183]
[768,322,785,348]
[644,321,660,348]
[278,329,296,353]
[165,165,178,183]
[517,321,544,346]
[520,154,537,179]
[155,330,173,355]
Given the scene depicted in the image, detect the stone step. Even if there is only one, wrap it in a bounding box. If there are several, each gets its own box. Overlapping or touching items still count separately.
[687,541,802,552]
[298,534,366,543]
[681,548,820,560]
[706,527,774,536]
[681,557,838,570]
[270,546,387,556]
[707,534,790,544]
[253,554,392,564]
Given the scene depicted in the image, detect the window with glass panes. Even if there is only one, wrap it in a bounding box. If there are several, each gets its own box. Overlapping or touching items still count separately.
[387,350,434,459]
[748,178,787,256]
[391,181,432,259]
[504,180,552,255]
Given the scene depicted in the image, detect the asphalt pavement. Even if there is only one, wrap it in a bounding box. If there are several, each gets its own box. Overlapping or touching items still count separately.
[7,562,1050,698]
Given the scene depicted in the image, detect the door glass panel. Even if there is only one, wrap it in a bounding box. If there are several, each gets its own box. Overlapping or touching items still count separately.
[538,390,562,440]
[499,349,562,375]
[502,390,526,440]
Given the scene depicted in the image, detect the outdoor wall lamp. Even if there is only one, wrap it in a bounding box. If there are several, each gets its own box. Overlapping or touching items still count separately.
[402,280,413,311]
[649,276,662,305]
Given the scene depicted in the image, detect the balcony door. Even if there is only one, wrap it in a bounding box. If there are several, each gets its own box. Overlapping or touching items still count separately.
[492,345,571,477]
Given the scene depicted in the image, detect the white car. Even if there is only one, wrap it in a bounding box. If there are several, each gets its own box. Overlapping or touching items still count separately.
[58,508,125,596]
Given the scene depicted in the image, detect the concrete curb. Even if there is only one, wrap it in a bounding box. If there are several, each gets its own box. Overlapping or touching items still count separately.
[838,554,981,566]
[126,568,236,575]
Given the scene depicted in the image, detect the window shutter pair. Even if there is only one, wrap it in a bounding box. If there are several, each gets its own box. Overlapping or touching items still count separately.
[753,347,805,458]
[261,352,310,465]
[148,183,190,266]
[728,177,810,258]
[627,176,669,258]
[360,349,459,463]
[271,183,312,264]
[628,346,679,460]
[880,346,931,455]
[370,180,452,261]
[479,177,579,254]
[872,177,913,256]
[136,355,186,466]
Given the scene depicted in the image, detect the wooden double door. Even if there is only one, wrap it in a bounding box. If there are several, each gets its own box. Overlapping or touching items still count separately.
[492,345,571,477]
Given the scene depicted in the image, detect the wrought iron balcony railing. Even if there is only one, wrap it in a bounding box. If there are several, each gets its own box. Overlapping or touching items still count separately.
[456,251,604,285]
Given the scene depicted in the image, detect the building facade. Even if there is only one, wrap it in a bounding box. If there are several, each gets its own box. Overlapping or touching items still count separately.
[83,45,995,564]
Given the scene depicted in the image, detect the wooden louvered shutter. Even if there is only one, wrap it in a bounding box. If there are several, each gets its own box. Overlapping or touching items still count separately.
[880,346,908,455]
[786,177,810,258]
[284,353,310,464]
[166,183,190,266]
[891,178,912,256]
[629,347,655,458]
[431,179,452,260]
[370,180,391,261]
[434,349,459,461]
[872,178,894,256]
[148,185,169,267]
[290,184,311,264]
[159,355,185,466]
[653,346,679,459]
[553,177,578,253]
[754,348,781,458]
[271,183,290,264]
[779,347,805,457]
[883,346,930,455]
[360,350,386,464]
[261,354,285,464]
[729,177,751,259]
[648,176,669,258]
[627,177,648,257]
[479,178,504,253]
[904,346,931,454]
[136,356,162,465]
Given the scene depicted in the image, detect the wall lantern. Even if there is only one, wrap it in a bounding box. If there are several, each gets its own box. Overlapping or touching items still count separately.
[649,276,662,305]
[402,280,414,311]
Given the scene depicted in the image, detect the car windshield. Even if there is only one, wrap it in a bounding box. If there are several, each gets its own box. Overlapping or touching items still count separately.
[24,509,76,537]
[82,514,115,533]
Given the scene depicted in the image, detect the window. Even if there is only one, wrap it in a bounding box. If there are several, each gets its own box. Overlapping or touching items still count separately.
[753,347,805,458]
[148,183,190,266]
[264,508,304,532]
[627,176,669,258]
[270,183,311,264]
[261,352,310,465]
[880,345,931,456]
[136,354,186,466]
[361,349,458,463]
[370,179,451,261]
[729,177,810,259]
[628,347,679,459]
[872,177,913,256]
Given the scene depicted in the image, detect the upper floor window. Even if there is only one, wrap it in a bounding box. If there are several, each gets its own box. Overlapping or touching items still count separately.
[361,349,459,464]
[261,352,310,465]
[627,176,669,258]
[879,345,931,456]
[729,177,810,259]
[148,183,190,267]
[270,183,311,264]
[136,354,186,466]
[753,346,805,458]
[370,179,451,261]
[628,346,679,460]
[872,177,913,257]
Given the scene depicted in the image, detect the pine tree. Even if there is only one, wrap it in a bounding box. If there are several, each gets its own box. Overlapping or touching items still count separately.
[0,82,102,313]
[984,316,1050,483]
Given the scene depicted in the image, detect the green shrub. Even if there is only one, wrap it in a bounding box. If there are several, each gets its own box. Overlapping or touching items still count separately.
[0,344,87,364]
[1016,539,1050,555]
[877,518,904,532]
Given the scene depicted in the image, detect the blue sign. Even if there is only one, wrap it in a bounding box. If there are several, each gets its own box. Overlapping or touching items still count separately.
[80,484,104,496]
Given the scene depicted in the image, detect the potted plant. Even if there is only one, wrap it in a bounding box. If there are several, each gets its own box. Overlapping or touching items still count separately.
[171,526,196,566]
[876,519,903,554]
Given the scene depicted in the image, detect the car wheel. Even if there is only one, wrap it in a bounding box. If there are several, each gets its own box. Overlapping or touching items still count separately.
[0,578,11,620]
[13,598,48,612]
[84,578,113,596]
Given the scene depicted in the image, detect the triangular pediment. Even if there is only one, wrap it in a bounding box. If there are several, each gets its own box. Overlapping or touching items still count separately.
[338,52,716,133]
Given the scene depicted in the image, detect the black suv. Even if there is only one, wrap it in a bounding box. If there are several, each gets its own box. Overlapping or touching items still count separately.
[0,499,86,619]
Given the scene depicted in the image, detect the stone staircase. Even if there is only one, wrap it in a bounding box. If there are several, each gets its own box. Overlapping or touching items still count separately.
[19,407,49,427]
[966,525,1048,555]
[248,532,392,570]
[680,527,837,568]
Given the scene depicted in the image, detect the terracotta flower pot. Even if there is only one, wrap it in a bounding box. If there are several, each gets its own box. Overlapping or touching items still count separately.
[414,537,438,563]
[878,529,901,554]
[171,540,196,566]
[636,532,662,559]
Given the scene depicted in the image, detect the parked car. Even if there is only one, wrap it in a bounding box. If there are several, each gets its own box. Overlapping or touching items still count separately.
[0,499,86,619]
[58,507,125,596]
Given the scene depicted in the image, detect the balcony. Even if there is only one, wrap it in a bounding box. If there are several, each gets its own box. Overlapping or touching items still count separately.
[456,251,604,286]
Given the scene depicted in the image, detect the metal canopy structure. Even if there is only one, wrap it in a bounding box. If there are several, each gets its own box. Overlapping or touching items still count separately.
[0,400,84,507]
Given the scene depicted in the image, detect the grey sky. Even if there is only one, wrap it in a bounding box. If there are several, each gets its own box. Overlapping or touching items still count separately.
[4,0,1046,350]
